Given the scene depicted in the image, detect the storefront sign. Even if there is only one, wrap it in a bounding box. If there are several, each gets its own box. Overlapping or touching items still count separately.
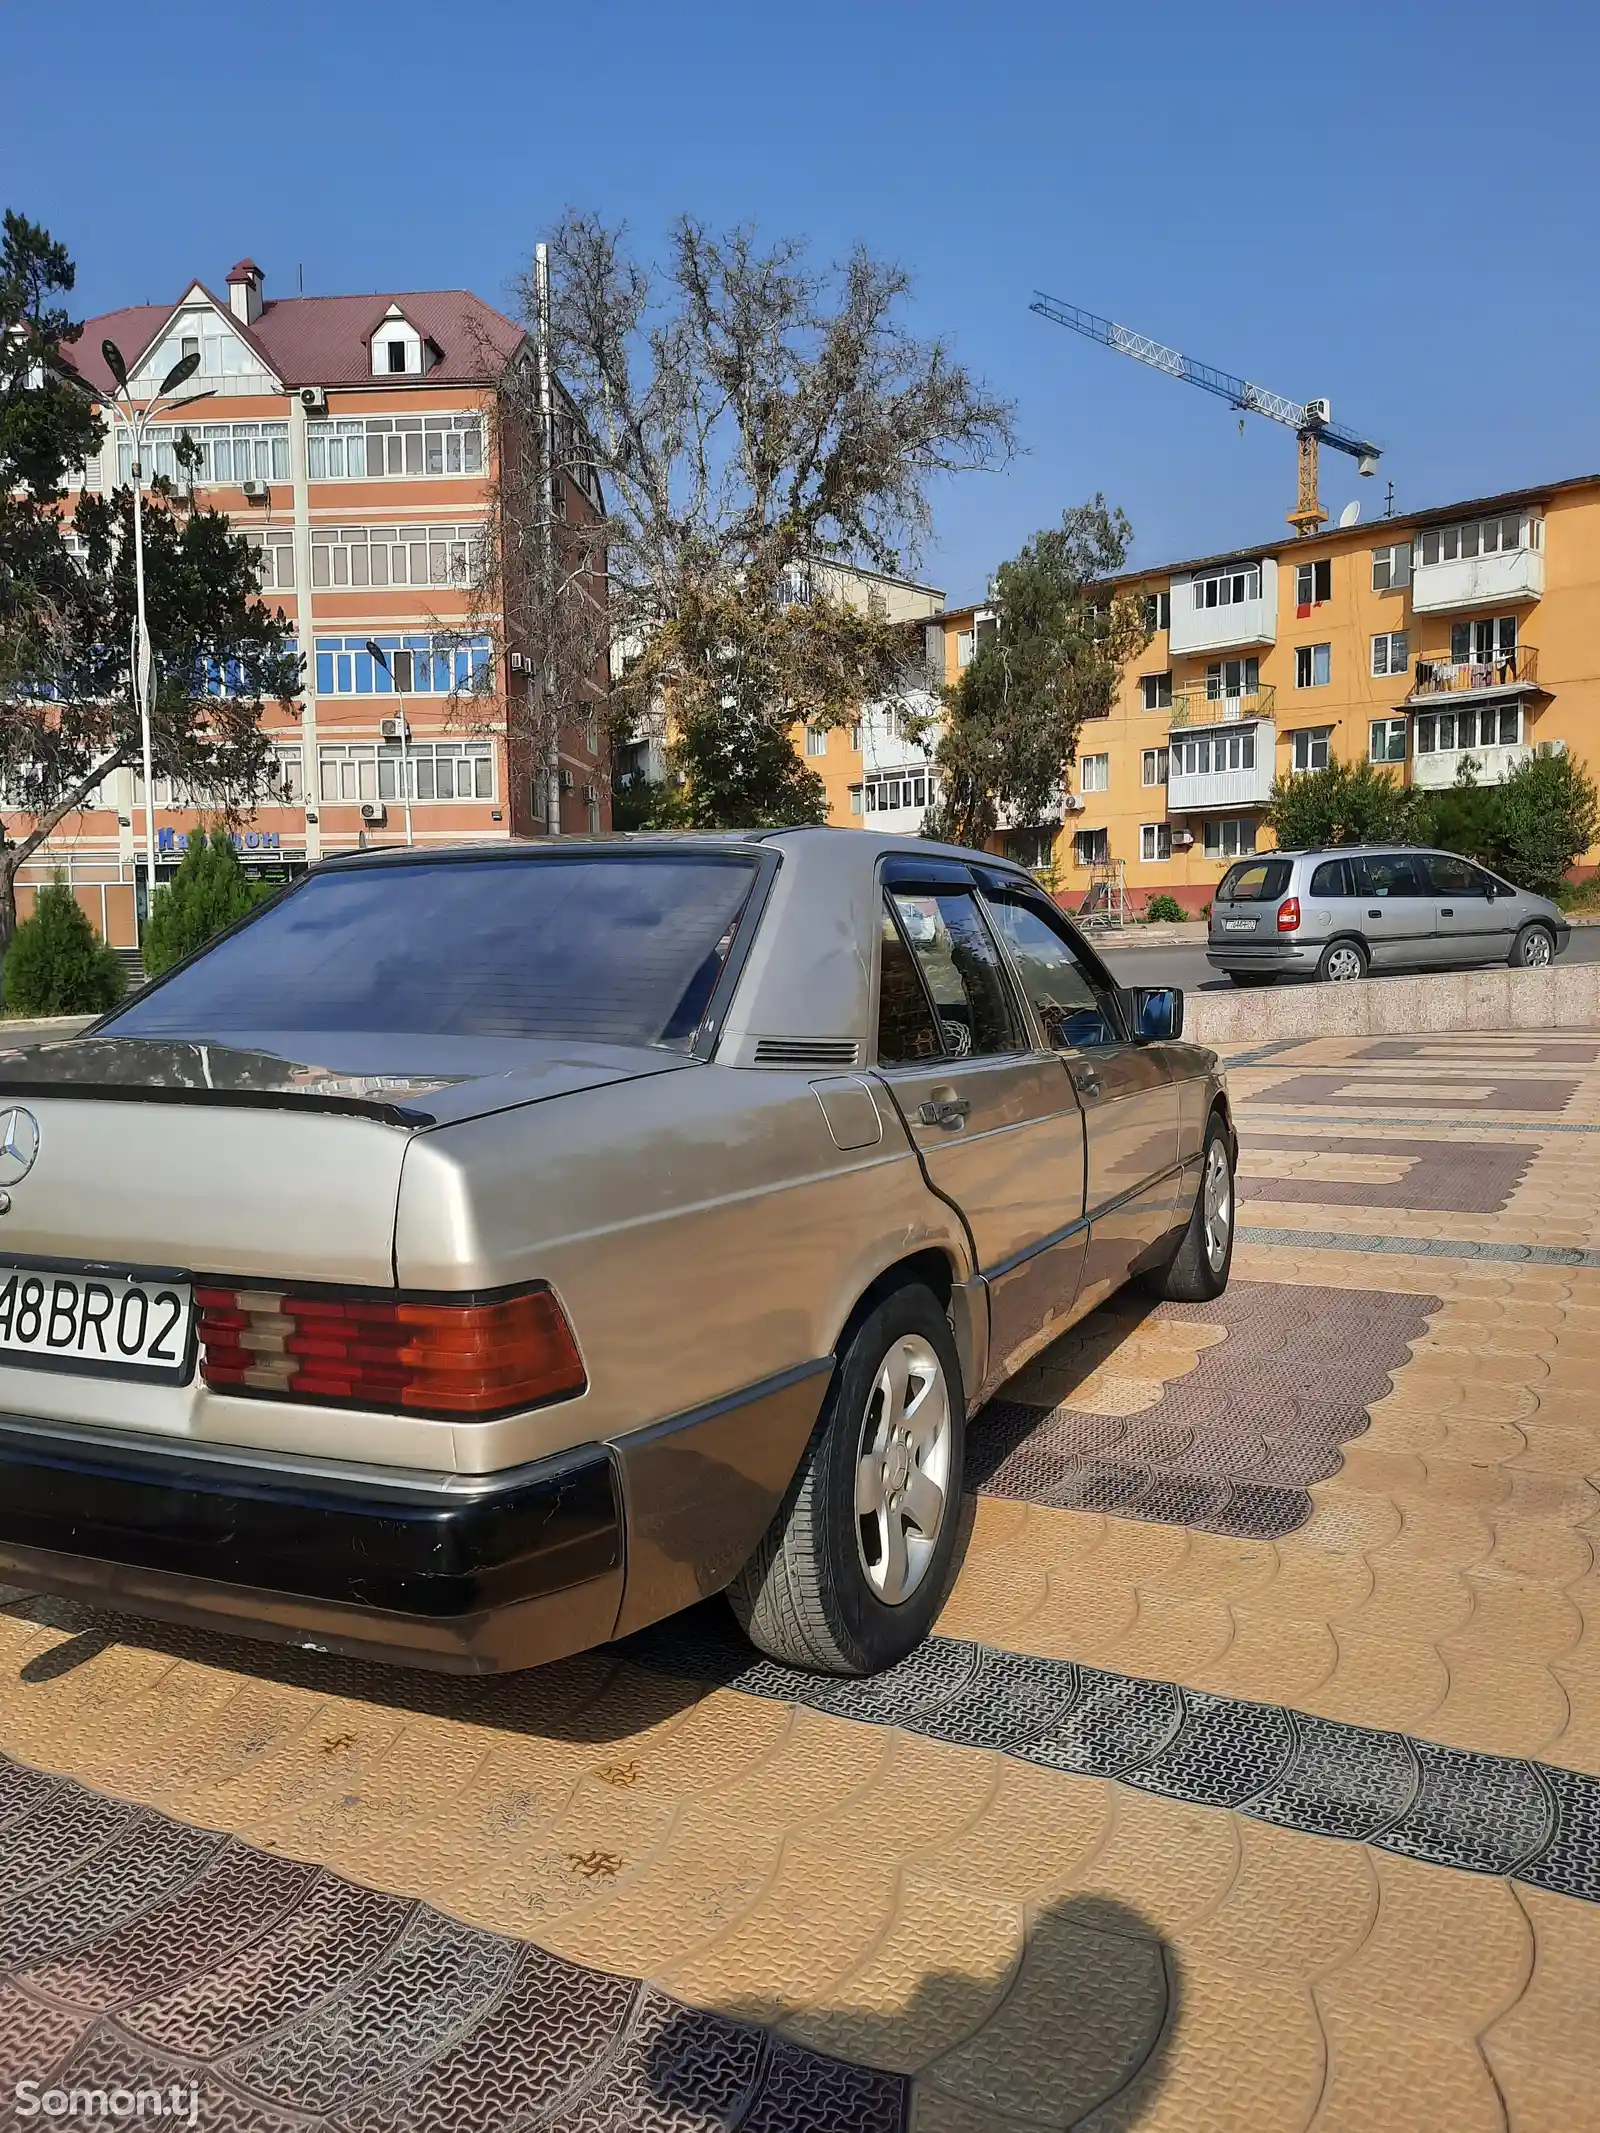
[156,829,287,857]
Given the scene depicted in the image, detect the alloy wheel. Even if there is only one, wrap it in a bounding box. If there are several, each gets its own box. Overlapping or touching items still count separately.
[855,1334,953,1607]
[1325,944,1364,982]
[1521,929,1554,967]
[1202,1139,1233,1273]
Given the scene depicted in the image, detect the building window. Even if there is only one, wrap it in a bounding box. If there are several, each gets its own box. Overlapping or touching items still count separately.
[864,773,929,812]
[1073,827,1110,867]
[273,745,305,802]
[1418,514,1539,566]
[849,722,862,750]
[956,628,976,668]
[242,529,295,591]
[1173,730,1255,776]
[1141,747,1169,786]
[848,784,864,815]
[314,634,493,696]
[307,413,484,480]
[1003,828,1056,871]
[805,725,827,757]
[1295,643,1331,689]
[1450,616,1518,664]
[1292,726,1332,773]
[1140,823,1171,862]
[1203,817,1257,860]
[1294,559,1332,606]
[1078,753,1109,793]
[318,739,494,804]
[310,524,486,591]
[1140,672,1172,711]
[1371,631,1409,677]
[1205,656,1259,700]
[1191,563,1261,609]
[1371,541,1412,591]
[1142,590,1171,632]
[119,421,290,488]
[1416,704,1522,755]
[1370,718,1407,763]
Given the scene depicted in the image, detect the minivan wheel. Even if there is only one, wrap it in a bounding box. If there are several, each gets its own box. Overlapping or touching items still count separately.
[727,1285,965,1675]
[1511,923,1555,969]
[1317,939,1368,983]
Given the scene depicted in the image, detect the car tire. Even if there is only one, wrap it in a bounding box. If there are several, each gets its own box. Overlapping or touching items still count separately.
[1227,971,1277,988]
[1143,1112,1234,1304]
[726,1285,965,1676]
[1510,922,1556,969]
[1316,938,1368,983]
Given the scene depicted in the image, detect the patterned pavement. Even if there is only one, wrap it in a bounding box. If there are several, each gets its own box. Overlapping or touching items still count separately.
[0,1029,1597,2129]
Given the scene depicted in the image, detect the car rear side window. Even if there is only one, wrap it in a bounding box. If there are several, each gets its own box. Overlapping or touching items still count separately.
[876,909,946,1064]
[106,855,759,1050]
[886,889,1024,1058]
[1309,858,1351,896]
[1217,859,1292,903]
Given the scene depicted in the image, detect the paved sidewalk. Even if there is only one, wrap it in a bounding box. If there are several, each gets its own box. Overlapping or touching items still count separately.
[0,1030,1595,2128]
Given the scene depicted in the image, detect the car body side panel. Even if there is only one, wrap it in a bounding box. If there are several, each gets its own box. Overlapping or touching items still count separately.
[393,1062,974,1474]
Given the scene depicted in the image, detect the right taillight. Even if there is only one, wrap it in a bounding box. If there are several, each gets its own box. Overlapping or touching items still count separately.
[196,1283,586,1418]
[1277,896,1302,932]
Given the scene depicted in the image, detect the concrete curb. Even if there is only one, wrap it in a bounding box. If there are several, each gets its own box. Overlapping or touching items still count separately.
[1185,963,1600,1047]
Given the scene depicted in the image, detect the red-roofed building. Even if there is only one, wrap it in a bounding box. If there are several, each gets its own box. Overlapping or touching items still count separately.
[41,258,608,952]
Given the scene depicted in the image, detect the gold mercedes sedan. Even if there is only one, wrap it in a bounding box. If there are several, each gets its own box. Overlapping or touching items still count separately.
[0,831,1234,1676]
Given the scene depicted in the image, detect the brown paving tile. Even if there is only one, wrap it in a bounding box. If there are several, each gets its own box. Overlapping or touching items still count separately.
[1241,1132,1534,1213]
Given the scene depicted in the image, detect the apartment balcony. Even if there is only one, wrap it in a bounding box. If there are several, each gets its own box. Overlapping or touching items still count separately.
[1168,724,1276,813]
[1410,546,1545,615]
[1406,646,1542,703]
[1412,742,1533,791]
[1167,561,1279,656]
[1170,686,1277,728]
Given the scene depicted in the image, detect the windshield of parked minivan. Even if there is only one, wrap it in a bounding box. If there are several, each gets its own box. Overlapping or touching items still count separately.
[1216,859,1293,903]
[103,854,759,1050]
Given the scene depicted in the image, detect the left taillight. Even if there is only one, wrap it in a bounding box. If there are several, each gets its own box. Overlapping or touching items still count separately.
[195,1284,587,1418]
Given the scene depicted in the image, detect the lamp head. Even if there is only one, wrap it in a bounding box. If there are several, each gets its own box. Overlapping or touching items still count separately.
[364,639,391,673]
[101,339,128,389]
[158,350,202,397]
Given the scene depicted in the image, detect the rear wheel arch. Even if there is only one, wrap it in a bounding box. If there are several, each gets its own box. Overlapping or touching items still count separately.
[838,1247,957,1353]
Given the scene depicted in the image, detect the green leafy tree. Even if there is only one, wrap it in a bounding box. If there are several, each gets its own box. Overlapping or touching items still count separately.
[929,501,1148,850]
[0,210,301,948]
[2,873,124,1014]
[1412,755,1504,868]
[141,825,268,978]
[498,212,1013,827]
[1265,757,1417,849]
[1492,750,1600,900]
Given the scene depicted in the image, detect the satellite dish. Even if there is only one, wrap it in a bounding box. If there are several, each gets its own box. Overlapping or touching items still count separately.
[1338,500,1361,528]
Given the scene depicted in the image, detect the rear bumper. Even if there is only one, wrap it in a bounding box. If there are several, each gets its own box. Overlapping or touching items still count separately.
[0,1358,833,1674]
[1205,939,1319,973]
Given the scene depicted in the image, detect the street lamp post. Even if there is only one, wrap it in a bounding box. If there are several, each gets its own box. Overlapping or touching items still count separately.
[95,341,215,929]
[365,642,414,847]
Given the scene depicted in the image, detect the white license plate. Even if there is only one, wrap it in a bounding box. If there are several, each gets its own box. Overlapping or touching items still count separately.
[1224,919,1256,932]
[0,1267,194,1381]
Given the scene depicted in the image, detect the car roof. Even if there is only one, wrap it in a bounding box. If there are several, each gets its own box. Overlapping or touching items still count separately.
[320,826,1036,877]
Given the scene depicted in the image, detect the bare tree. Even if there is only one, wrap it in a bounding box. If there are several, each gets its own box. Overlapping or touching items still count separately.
[490,212,1014,826]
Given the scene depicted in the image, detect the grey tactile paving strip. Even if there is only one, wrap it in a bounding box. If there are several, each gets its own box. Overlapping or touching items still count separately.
[1241,1112,1600,1133]
[0,1769,908,2133]
[968,1282,1435,1539]
[1240,1132,1534,1213]
[1255,1071,1580,1112]
[628,1616,1600,1907]
[1239,1225,1600,1269]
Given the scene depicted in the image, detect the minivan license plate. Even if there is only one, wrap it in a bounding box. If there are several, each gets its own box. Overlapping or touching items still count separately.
[1224,919,1255,932]
[0,1267,193,1380]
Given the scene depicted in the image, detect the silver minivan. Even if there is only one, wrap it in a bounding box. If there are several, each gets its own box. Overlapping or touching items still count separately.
[1206,846,1571,984]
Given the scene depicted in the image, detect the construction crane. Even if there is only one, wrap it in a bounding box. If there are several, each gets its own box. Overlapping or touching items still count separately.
[1030,295,1381,538]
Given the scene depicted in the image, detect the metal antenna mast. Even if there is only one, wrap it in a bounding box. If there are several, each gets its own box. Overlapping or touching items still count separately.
[1029,294,1381,537]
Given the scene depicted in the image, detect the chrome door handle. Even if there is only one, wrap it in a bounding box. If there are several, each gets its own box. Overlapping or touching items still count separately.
[1074,1072,1102,1099]
[918,1096,970,1129]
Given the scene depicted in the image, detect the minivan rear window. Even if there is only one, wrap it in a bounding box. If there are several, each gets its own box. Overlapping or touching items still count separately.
[1216,859,1292,904]
[104,854,760,1051]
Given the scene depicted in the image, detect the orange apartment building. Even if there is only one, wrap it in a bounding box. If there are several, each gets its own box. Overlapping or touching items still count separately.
[37,256,606,950]
[810,473,1600,913]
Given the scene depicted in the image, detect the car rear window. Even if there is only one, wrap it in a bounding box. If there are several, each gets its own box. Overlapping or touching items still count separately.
[1216,859,1292,904]
[105,854,759,1051]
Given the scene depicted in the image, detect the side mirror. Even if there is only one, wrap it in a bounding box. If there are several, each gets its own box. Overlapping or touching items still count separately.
[1126,986,1183,1043]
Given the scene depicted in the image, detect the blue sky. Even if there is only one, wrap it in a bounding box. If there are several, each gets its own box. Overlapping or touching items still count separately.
[6,0,1596,602]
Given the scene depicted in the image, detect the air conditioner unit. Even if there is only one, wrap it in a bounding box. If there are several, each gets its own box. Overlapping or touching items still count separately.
[359,801,387,825]
[299,386,327,415]
[379,716,409,742]
[1173,829,1195,847]
[1063,793,1085,812]
[1303,397,1332,426]
[582,783,599,804]
[509,651,529,674]
[558,768,575,791]
[1537,738,1568,758]
[240,478,270,502]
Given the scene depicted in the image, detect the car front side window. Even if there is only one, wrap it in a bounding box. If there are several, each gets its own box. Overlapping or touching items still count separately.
[886,889,1024,1058]
[984,897,1121,1050]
